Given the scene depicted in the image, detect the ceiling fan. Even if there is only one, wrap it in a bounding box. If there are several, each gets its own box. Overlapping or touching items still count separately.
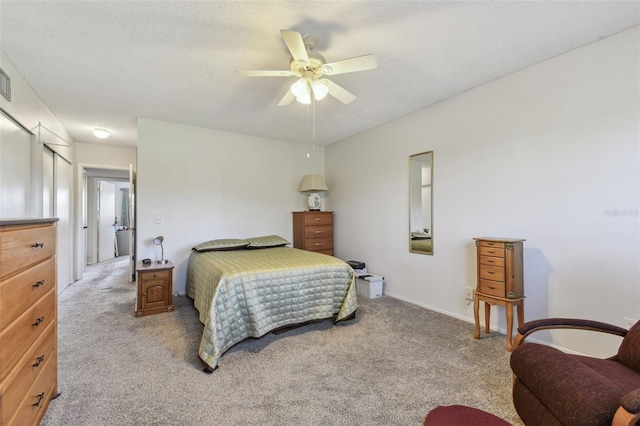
[237,30,377,106]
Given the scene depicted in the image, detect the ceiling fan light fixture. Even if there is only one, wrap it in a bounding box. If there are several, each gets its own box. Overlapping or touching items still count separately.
[291,78,308,98]
[295,88,311,105]
[311,79,329,101]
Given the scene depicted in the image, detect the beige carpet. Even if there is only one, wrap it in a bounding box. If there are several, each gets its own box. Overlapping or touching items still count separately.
[41,256,523,425]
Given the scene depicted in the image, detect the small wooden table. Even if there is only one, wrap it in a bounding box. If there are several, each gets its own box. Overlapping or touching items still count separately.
[135,260,174,317]
[474,292,524,352]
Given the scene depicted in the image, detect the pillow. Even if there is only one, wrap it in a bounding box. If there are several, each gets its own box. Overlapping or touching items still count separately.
[192,238,249,252]
[245,235,290,248]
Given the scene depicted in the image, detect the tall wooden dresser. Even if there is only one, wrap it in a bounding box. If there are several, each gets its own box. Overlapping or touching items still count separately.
[292,211,334,256]
[472,237,525,351]
[0,219,58,426]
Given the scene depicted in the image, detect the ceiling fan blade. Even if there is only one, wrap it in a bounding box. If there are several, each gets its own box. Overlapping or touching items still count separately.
[322,55,377,76]
[236,70,296,77]
[278,90,296,106]
[326,79,356,104]
[280,30,310,67]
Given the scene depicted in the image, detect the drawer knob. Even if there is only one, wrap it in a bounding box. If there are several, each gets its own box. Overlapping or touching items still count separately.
[314,230,323,234]
[32,392,45,407]
[153,273,158,278]
[314,218,322,221]
[487,260,495,263]
[315,243,324,246]
[487,271,495,275]
[32,316,45,327]
[487,250,495,253]
[31,242,45,248]
[32,280,45,288]
[32,355,45,368]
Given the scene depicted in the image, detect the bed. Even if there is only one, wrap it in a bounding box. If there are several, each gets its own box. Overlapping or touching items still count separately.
[186,236,357,371]
[410,238,432,252]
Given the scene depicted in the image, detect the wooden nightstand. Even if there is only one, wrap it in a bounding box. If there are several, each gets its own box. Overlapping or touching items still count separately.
[135,261,174,317]
[472,237,525,351]
[292,211,334,255]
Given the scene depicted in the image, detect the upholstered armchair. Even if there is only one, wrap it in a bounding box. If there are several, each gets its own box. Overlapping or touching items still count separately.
[510,318,640,426]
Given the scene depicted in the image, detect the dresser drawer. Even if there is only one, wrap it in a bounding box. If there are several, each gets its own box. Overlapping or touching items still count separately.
[479,241,505,249]
[4,352,57,426]
[479,279,506,297]
[480,255,504,267]
[1,323,56,424]
[0,289,56,381]
[303,225,332,238]
[1,257,55,327]
[303,213,333,226]
[1,224,56,280]
[303,237,333,251]
[479,265,505,282]
[139,269,170,283]
[479,246,505,257]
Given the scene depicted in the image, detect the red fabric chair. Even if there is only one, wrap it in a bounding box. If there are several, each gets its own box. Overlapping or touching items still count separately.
[510,318,640,426]
[423,405,511,426]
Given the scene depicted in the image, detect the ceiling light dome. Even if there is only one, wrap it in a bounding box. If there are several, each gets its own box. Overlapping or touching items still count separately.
[93,127,110,139]
[310,79,329,101]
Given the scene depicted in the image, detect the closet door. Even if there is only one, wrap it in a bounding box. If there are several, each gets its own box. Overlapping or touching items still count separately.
[55,153,73,293]
[0,110,34,217]
[43,147,54,217]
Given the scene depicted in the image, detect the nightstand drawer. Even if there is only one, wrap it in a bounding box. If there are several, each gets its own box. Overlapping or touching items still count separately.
[139,269,170,282]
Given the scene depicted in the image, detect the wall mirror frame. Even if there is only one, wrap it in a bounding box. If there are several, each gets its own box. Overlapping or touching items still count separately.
[409,151,433,255]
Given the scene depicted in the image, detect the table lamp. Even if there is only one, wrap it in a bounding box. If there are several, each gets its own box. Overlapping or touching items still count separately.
[299,174,328,211]
[153,236,168,264]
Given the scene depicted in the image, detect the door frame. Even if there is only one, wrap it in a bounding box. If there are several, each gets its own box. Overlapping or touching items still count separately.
[75,164,132,280]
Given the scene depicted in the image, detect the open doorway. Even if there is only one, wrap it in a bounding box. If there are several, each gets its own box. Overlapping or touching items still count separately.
[80,166,135,282]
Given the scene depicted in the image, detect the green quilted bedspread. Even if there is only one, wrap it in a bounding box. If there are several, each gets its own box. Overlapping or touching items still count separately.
[186,247,357,370]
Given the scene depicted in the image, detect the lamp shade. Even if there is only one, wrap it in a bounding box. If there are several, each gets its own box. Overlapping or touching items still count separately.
[153,235,168,264]
[299,174,328,192]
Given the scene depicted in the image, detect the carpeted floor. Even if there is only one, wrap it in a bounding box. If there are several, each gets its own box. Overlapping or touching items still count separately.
[41,256,523,425]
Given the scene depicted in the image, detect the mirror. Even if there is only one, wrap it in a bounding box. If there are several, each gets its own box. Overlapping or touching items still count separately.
[409,151,433,255]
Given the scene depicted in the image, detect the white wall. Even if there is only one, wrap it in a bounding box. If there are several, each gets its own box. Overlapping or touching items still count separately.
[136,118,324,294]
[1,52,73,163]
[326,26,640,357]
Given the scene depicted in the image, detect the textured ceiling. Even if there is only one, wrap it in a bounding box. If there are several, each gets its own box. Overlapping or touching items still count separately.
[1,1,638,148]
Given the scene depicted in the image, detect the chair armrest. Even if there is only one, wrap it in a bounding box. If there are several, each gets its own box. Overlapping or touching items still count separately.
[621,388,640,415]
[613,389,640,426]
[513,318,628,350]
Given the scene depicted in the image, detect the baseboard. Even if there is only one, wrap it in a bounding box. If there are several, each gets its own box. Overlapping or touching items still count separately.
[383,292,584,355]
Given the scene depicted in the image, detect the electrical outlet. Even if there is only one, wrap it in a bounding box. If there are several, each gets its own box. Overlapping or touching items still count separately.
[624,317,638,329]
[465,287,475,301]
